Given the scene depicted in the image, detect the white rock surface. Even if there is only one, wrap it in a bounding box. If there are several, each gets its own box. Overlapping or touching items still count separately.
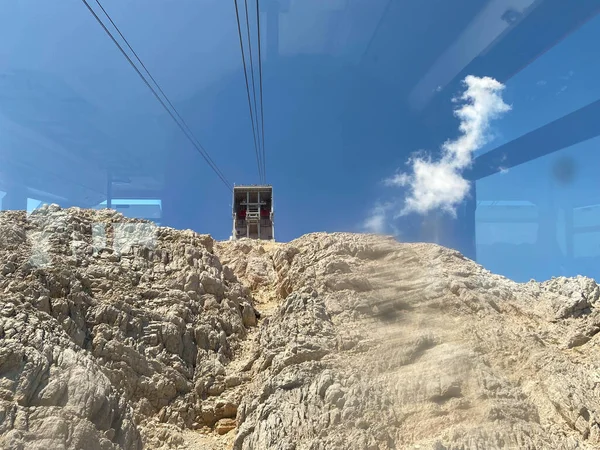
[0,208,256,449]
[2,209,600,449]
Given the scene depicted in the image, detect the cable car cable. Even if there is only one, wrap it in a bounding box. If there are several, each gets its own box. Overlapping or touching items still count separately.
[92,0,230,190]
[243,0,263,180]
[81,0,233,191]
[256,0,267,182]
[234,0,264,184]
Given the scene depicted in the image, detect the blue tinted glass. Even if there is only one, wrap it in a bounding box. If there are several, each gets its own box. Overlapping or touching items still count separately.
[0,0,598,282]
[477,134,600,281]
[476,12,600,156]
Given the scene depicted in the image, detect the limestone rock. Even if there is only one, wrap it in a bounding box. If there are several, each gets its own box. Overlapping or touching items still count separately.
[2,209,600,450]
[0,208,255,449]
[215,418,236,435]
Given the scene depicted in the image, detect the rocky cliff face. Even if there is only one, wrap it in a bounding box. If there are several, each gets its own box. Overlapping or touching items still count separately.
[1,207,600,449]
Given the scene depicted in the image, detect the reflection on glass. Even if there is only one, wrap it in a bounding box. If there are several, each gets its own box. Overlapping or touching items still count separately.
[95,199,163,222]
[476,13,600,156]
[476,135,600,281]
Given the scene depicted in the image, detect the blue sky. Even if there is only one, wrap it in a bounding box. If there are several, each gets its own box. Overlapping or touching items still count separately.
[0,0,599,282]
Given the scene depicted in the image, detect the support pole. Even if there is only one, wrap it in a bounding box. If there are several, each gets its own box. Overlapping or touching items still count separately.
[232,188,236,240]
[271,188,275,241]
[246,191,250,238]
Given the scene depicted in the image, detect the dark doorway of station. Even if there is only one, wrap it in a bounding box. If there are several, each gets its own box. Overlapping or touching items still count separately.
[231,185,274,240]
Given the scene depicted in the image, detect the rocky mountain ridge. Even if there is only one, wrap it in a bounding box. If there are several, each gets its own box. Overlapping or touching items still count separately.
[1,206,600,449]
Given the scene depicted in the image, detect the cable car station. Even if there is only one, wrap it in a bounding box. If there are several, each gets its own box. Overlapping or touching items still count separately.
[231,185,274,240]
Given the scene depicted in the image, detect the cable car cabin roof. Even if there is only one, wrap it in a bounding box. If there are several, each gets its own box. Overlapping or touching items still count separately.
[233,185,273,202]
[233,185,272,191]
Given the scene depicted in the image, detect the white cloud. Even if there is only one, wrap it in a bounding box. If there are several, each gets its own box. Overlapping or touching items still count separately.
[536,80,547,86]
[363,203,390,234]
[387,75,511,216]
[388,158,471,216]
[499,166,510,175]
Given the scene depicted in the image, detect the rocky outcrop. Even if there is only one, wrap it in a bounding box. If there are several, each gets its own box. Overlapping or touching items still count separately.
[0,207,257,449]
[221,234,600,450]
[2,208,600,449]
